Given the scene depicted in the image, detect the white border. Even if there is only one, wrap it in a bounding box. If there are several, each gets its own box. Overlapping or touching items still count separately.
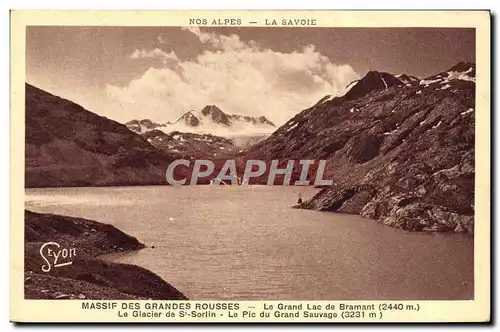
[4,1,498,331]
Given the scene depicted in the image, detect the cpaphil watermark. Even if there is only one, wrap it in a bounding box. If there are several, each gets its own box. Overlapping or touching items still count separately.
[166,159,333,186]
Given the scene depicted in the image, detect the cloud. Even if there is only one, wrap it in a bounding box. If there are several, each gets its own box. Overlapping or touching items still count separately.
[107,28,359,126]
[181,26,246,50]
[130,48,178,64]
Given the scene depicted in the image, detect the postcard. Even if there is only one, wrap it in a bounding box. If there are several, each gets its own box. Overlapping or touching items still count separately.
[10,10,490,323]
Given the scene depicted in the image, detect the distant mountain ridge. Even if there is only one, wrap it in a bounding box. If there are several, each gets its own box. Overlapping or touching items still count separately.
[126,105,276,136]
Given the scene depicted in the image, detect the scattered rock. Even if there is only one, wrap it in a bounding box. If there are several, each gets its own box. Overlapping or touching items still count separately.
[54,293,72,299]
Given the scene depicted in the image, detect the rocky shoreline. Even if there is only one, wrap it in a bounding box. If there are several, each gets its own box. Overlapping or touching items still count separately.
[295,183,474,234]
[24,210,187,300]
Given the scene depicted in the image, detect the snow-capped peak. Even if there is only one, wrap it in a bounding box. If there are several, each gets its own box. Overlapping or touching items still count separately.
[126,105,276,136]
[176,110,200,127]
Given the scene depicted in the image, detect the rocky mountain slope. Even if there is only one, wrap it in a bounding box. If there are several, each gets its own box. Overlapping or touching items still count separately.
[243,62,475,233]
[25,210,187,300]
[126,105,276,136]
[142,130,239,159]
[25,84,175,187]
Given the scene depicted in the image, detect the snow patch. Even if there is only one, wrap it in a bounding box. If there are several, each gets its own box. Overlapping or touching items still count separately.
[420,78,441,87]
[193,136,213,142]
[461,108,474,116]
[446,67,475,83]
[286,122,299,132]
[431,121,442,129]
[319,95,335,104]
[382,129,398,136]
[336,80,358,97]
[381,77,388,89]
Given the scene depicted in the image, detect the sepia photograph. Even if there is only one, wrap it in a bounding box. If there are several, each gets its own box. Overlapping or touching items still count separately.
[9,10,491,323]
[23,24,476,301]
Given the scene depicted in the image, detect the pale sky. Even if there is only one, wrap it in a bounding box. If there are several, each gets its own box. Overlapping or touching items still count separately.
[26,27,475,125]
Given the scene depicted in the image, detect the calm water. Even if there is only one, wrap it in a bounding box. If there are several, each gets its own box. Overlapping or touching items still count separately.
[25,186,474,300]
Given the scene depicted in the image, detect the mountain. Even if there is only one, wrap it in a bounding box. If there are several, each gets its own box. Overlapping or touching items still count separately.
[341,71,403,100]
[200,105,232,126]
[125,119,169,133]
[177,105,276,130]
[396,74,420,84]
[141,130,239,159]
[316,71,405,107]
[126,105,276,136]
[25,84,175,187]
[242,62,475,233]
[175,111,200,127]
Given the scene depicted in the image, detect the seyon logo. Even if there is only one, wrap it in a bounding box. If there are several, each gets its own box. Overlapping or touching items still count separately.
[39,242,77,273]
